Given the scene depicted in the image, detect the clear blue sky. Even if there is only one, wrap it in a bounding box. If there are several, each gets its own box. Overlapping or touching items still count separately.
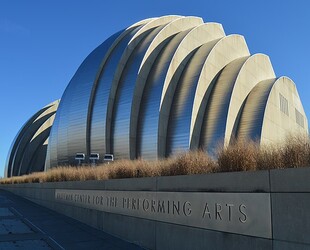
[1,0,309,177]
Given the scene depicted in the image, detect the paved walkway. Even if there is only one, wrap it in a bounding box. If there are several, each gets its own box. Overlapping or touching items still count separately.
[0,189,142,250]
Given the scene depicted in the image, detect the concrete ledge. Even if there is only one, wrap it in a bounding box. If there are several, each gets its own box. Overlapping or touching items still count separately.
[157,170,270,192]
[270,167,310,192]
[1,168,310,249]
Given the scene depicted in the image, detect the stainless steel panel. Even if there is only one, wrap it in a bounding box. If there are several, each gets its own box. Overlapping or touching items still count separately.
[12,112,55,176]
[48,31,121,167]
[55,189,272,239]
[29,143,48,173]
[137,31,189,160]
[5,102,57,176]
[166,44,215,157]
[112,26,164,159]
[5,103,55,177]
[236,79,275,141]
[199,57,248,153]
[19,126,51,175]
[89,27,141,162]
[5,110,42,177]
[46,110,59,169]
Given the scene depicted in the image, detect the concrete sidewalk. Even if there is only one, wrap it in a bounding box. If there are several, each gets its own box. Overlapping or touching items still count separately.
[0,189,142,250]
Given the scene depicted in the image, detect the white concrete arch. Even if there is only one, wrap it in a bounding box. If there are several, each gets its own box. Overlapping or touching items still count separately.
[189,34,250,149]
[198,56,249,152]
[236,78,276,142]
[261,76,308,144]
[9,100,59,177]
[129,18,156,28]
[87,17,155,99]
[138,16,203,71]
[31,113,57,144]
[19,101,59,175]
[158,23,225,157]
[19,113,57,175]
[89,16,155,86]
[130,16,202,159]
[159,23,225,109]
[198,54,276,151]
[225,53,275,145]
[33,100,59,124]
[126,15,181,51]
[106,15,181,153]
[86,18,155,157]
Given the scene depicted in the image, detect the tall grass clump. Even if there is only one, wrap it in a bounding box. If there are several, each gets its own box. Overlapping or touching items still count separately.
[1,134,309,184]
[106,159,160,179]
[282,134,310,168]
[217,140,258,172]
[160,150,217,176]
[256,144,284,170]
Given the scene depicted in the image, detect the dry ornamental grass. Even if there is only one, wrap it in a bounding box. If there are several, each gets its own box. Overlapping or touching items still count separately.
[1,134,309,184]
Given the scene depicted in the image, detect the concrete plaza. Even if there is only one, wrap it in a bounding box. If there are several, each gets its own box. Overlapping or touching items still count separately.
[0,189,142,249]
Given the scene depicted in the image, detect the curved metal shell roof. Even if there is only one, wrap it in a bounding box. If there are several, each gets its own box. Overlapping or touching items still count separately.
[5,15,308,176]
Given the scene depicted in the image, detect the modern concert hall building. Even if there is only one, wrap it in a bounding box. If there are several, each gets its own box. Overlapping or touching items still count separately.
[5,15,308,177]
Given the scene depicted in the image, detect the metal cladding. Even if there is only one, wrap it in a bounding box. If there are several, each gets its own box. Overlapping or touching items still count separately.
[5,15,308,176]
[5,100,59,177]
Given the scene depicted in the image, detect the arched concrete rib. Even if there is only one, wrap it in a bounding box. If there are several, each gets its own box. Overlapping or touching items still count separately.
[199,54,276,152]
[134,31,194,160]
[225,54,275,145]
[12,113,56,176]
[19,113,57,175]
[189,35,250,150]
[5,106,50,177]
[158,23,225,157]
[236,78,276,142]
[199,57,249,153]
[130,18,156,27]
[138,16,203,71]
[86,18,155,159]
[13,105,58,176]
[260,77,308,144]
[7,100,58,177]
[130,16,203,159]
[159,23,225,109]
[111,26,172,158]
[165,40,223,157]
[19,127,51,175]
[105,15,181,155]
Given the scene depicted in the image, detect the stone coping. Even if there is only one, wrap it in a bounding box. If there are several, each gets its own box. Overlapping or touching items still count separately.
[2,167,310,193]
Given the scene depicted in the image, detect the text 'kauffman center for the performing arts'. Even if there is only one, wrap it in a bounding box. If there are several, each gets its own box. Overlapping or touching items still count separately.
[5,15,308,177]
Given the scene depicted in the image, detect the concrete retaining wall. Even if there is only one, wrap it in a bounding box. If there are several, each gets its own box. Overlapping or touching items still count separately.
[2,168,310,249]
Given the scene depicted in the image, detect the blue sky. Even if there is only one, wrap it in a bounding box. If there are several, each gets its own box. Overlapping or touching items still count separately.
[1,0,309,177]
